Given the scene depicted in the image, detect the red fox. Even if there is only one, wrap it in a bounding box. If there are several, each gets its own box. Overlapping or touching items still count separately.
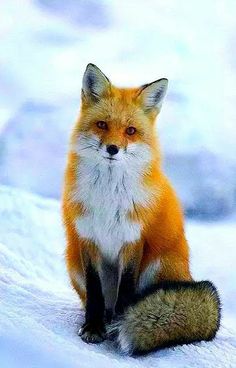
[62,64,220,354]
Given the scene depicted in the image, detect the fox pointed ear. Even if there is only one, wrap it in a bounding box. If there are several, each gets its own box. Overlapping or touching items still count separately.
[82,63,111,102]
[138,78,168,112]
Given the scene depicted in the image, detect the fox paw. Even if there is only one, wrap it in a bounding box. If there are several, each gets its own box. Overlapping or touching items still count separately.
[79,322,106,344]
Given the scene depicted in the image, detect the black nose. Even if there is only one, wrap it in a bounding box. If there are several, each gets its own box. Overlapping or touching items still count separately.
[106,144,119,156]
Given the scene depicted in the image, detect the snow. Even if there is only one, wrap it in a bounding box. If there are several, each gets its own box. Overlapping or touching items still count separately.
[0,1,236,364]
[0,101,75,198]
[0,0,236,217]
[0,185,236,368]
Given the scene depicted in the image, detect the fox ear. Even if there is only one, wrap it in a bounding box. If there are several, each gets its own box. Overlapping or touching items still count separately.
[138,78,168,112]
[82,63,111,101]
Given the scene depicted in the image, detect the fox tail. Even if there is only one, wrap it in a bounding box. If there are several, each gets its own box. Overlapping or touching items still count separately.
[109,280,221,355]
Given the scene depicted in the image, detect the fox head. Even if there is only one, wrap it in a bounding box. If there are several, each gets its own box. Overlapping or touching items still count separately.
[72,64,168,170]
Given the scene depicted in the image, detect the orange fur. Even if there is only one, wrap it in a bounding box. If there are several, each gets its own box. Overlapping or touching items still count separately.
[62,65,192,308]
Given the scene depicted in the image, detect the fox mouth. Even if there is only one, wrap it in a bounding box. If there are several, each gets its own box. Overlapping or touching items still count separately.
[103,156,117,161]
[107,157,117,161]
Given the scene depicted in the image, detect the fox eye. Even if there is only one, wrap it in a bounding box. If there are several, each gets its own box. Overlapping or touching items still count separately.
[96,121,108,130]
[126,126,136,135]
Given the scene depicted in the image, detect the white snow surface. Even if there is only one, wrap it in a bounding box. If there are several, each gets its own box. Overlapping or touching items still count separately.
[0,185,236,368]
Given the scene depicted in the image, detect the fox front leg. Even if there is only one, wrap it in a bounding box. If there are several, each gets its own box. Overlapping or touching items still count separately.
[79,244,106,343]
[115,241,143,315]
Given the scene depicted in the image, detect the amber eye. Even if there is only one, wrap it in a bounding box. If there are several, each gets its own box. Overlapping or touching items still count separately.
[96,121,108,130]
[126,126,136,135]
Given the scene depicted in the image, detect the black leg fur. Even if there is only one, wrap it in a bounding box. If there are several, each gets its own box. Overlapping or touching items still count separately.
[79,261,106,343]
[115,265,136,315]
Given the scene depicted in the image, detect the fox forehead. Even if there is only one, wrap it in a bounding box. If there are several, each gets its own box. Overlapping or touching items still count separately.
[81,87,150,128]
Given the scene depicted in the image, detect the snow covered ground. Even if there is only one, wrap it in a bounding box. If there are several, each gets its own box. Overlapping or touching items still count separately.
[0,185,236,368]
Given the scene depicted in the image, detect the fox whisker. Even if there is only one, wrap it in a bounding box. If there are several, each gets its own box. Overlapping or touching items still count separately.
[79,145,97,151]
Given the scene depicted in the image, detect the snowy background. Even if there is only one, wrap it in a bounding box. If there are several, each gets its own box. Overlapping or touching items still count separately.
[0,0,236,367]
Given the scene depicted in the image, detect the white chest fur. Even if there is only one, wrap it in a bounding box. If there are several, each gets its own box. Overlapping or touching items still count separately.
[73,155,150,261]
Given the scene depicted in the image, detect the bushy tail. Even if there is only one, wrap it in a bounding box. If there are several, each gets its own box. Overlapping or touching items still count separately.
[109,280,221,355]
